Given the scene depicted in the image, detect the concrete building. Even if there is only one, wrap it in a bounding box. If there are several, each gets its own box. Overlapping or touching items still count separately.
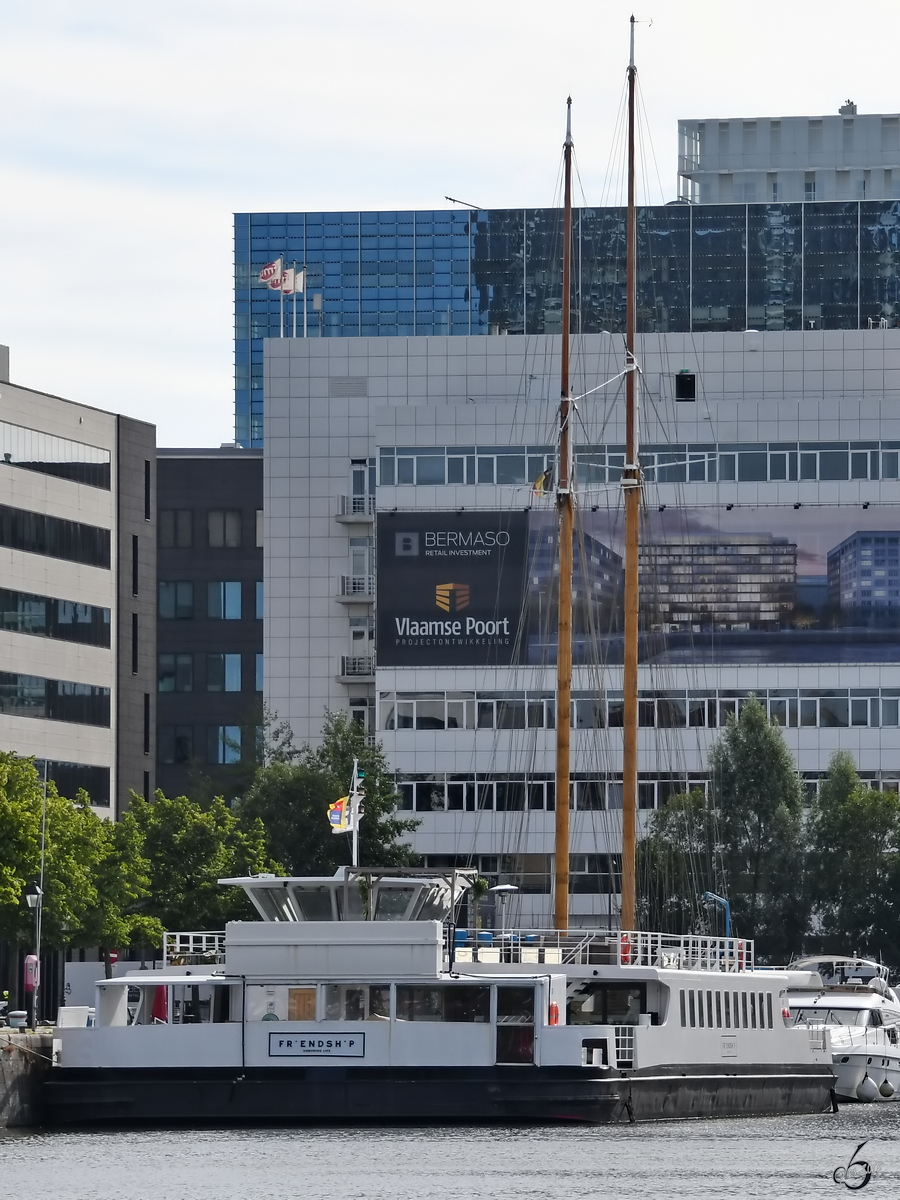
[235,199,900,444]
[0,349,156,816]
[263,326,900,925]
[678,105,900,204]
[156,447,263,799]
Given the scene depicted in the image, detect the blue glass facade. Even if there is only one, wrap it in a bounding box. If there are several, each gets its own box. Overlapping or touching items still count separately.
[234,202,900,446]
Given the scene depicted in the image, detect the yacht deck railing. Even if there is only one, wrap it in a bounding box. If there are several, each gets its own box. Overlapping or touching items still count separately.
[163,931,226,966]
[450,929,754,971]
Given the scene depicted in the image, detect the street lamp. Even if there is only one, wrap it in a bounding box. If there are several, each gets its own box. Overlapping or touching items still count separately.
[24,880,42,1028]
[488,884,518,937]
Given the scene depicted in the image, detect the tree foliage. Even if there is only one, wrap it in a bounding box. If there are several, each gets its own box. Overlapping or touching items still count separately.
[0,753,161,951]
[239,712,418,874]
[637,789,721,935]
[708,695,808,958]
[123,792,279,931]
[807,751,900,963]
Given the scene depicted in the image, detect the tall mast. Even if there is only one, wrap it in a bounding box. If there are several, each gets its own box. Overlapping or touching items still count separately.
[554,97,575,931]
[620,16,640,931]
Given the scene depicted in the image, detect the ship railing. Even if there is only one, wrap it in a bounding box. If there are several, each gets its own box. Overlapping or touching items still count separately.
[618,931,756,972]
[827,1025,894,1052]
[448,928,754,971]
[163,931,226,966]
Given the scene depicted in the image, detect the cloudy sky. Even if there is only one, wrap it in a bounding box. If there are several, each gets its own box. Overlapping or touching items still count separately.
[0,1,891,446]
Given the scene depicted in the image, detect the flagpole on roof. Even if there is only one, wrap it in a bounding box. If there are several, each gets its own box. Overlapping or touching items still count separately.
[292,261,297,338]
[303,266,308,338]
[280,263,284,337]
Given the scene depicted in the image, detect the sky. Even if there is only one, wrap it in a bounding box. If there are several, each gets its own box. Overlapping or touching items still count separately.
[0,1,893,446]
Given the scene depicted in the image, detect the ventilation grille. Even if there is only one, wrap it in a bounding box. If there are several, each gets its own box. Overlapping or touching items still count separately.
[329,377,368,398]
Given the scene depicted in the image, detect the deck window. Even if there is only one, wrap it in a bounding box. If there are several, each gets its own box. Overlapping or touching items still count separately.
[766,994,774,1028]
[688,990,696,1027]
[715,992,722,1028]
[680,990,686,1027]
[396,985,489,1023]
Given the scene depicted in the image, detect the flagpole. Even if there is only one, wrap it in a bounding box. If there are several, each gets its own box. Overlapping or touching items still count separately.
[292,261,297,338]
[303,265,308,338]
[280,260,284,337]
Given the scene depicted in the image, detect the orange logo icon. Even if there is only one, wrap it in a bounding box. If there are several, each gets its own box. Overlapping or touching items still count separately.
[435,583,470,612]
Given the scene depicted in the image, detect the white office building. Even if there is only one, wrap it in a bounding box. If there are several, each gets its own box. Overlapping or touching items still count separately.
[264,328,900,925]
[0,350,156,815]
[678,105,900,203]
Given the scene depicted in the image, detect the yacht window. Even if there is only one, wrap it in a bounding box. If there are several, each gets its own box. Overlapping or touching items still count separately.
[734,992,740,1027]
[568,984,644,1026]
[688,991,696,1027]
[706,991,714,1028]
[679,990,686,1027]
[792,1007,870,1027]
[715,992,722,1028]
[724,993,731,1028]
[750,993,757,1028]
[766,994,774,1028]
[742,993,749,1028]
[497,986,535,1024]
[374,886,416,920]
[324,985,391,1021]
[697,991,704,1027]
[396,985,489,1023]
[295,889,334,921]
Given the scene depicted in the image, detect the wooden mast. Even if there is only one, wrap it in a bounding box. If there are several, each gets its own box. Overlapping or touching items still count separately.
[620,16,640,931]
[553,97,575,931]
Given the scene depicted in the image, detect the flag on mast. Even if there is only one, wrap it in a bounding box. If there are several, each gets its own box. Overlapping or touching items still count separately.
[328,795,354,833]
[282,267,298,294]
[259,258,283,288]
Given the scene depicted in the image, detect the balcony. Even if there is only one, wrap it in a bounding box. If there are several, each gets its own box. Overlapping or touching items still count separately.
[337,574,375,604]
[339,655,375,682]
[336,495,375,524]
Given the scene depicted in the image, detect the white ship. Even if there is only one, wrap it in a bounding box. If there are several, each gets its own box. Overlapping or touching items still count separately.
[46,868,834,1124]
[785,956,900,1103]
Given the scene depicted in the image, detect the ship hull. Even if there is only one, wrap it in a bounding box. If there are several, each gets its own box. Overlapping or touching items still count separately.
[44,1062,834,1126]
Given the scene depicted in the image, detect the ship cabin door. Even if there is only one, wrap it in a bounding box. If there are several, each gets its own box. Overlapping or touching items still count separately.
[496,985,535,1064]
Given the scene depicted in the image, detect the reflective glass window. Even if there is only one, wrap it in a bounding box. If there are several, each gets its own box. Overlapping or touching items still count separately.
[0,419,110,488]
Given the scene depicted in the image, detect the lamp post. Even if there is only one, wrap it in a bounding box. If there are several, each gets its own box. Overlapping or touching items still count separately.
[24,880,42,1028]
[488,884,518,937]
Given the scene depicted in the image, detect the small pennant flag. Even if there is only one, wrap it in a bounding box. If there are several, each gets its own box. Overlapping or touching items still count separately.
[532,467,553,497]
[258,258,283,287]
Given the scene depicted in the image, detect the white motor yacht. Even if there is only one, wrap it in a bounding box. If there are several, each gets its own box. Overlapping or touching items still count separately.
[785,956,900,1102]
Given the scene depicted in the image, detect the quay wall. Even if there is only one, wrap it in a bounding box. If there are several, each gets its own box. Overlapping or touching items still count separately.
[1,1033,51,1127]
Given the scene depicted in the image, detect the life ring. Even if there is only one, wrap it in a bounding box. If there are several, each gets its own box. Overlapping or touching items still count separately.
[621,933,632,965]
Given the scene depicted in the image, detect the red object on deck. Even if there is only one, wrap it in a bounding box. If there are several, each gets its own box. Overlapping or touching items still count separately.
[151,985,168,1023]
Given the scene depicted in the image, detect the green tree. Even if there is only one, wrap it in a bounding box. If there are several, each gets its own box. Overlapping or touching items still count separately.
[637,789,722,934]
[807,751,900,965]
[0,753,161,957]
[240,712,418,874]
[124,791,279,931]
[709,695,808,958]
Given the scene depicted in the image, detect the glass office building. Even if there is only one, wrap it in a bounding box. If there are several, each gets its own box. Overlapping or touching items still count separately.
[234,201,900,445]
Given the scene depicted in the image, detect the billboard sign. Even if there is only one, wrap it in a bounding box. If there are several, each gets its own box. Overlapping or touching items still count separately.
[376,512,529,666]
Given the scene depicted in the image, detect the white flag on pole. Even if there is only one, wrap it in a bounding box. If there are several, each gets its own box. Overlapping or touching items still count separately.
[282,267,295,294]
[295,268,305,294]
[258,257,283,287]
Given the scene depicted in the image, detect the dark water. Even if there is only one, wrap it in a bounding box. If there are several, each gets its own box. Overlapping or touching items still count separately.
[2,1107,899,1200]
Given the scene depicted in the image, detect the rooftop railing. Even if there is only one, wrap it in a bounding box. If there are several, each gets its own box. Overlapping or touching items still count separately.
[449,928,754,971]
[163,931,226,967]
